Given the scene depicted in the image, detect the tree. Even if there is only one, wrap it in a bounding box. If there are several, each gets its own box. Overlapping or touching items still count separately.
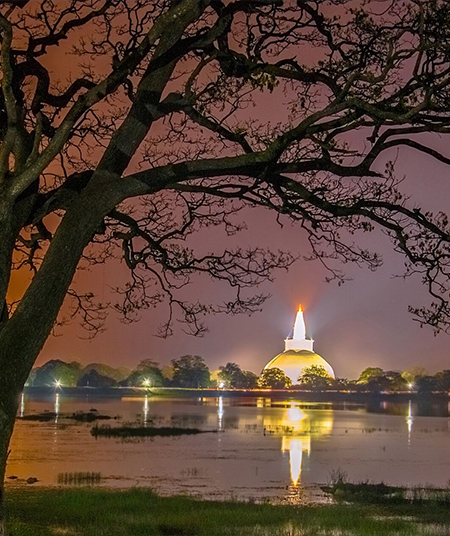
[401,367,427,385]
[381,371,408,392]
[365,375,393,394]
[359,369,407,393]
[77,369,117,388]
[124,359,164,387]
[82,363,131,382]
[32,359,82,388]
[434,370,450,391]
[217,362,257,389]
[357,368,385,385]
[241,370,259,390]
[415,375,439,394]
[298,365,333,390]
[218,362,243,388]
[4,2,450,529]
[161,365,174,383]
[334,378,355,391]
[171,355,210,388]
[258,368,292,390]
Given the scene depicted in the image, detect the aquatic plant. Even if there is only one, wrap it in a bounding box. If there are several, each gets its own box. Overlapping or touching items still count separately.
[91,425,215,438]
[57,472,102,486]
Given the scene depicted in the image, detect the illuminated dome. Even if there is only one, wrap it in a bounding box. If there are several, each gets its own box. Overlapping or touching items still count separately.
[264,305,335,383]
[264,349,335,383]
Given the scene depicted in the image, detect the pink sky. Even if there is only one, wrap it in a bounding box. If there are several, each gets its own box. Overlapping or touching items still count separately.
[13,1,450,378]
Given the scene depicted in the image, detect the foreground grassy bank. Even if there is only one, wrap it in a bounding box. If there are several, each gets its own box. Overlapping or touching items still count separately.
[5,488,450,536]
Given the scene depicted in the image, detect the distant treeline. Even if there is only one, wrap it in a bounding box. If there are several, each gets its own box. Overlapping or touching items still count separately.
[25,360,450,393]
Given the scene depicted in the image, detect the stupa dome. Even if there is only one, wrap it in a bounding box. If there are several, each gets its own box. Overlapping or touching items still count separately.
[263,305,335,383]
[264,349,335,384]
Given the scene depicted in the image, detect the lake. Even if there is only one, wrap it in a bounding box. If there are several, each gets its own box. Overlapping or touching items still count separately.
[7,392,450,503]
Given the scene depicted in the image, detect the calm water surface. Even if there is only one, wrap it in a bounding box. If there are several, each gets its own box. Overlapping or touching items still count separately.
[7,393,450,503]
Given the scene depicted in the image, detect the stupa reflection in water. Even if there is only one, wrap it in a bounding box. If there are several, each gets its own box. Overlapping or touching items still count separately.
[220,397,334,487]
[264,403,334,487]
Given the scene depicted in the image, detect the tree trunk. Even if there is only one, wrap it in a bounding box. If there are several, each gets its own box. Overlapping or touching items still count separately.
[0,390,19,536]
[0,204,19,535]
[0,207,15,322]
[0,4,210,529]
[0,185,116,534]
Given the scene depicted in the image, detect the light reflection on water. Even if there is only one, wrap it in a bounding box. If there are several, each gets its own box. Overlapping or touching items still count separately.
[7,393,450,503]
[406,400,413,445]
[54,393,60,423]
[19,393,25,418]
[143,396,149,426]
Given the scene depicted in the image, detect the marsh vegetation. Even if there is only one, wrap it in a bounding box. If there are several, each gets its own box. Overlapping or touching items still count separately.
[91,425,213,438]
[6,488,450,536]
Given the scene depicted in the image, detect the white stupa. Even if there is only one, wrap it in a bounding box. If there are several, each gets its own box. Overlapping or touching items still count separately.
[264,305,335,383]
[284,306,314,352]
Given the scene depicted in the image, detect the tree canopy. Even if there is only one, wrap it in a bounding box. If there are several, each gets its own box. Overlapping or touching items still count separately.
[124,359,165,387]
[3,0,450,353]
[357,368,408,392]
[171,355,210,388]
[297,364,333,389]
[32,359,82,387]
[218,362,258,389]
[258,367,292,389]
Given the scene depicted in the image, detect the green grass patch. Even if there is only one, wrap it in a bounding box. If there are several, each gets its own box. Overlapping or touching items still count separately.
[322,470,450,506]
[323,481,450,506]
[5,488,450,536]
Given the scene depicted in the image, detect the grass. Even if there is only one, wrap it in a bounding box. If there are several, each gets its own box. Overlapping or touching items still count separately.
[90,425,214,438]
[323,481,450,505]
[6,487,450,536]
[323,469,450,506]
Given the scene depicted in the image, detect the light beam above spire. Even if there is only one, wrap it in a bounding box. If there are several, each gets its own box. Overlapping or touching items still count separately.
[285,304,313,351]
[293,305,306,341]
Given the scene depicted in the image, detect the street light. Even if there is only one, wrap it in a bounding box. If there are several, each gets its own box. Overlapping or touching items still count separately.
[142,378,151,388]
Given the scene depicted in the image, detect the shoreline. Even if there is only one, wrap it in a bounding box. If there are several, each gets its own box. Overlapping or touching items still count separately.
[23,385,450,401]
[4,479,330,506]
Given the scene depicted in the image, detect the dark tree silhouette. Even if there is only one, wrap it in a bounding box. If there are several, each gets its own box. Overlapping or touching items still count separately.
[357,367,385,385]
[31,359,82,387]
[218,362,257,389]
[3,1,450,529]
[171,355,210,388]
[258,367,292,389]
[297,364,333,390]
[124,359,164,387]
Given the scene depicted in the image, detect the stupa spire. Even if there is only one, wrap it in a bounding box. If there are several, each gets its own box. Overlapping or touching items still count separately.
[285,304,314,352]
[293,305,306,341]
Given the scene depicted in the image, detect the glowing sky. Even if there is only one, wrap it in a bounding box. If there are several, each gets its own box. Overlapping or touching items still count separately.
[38,154,450,379]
